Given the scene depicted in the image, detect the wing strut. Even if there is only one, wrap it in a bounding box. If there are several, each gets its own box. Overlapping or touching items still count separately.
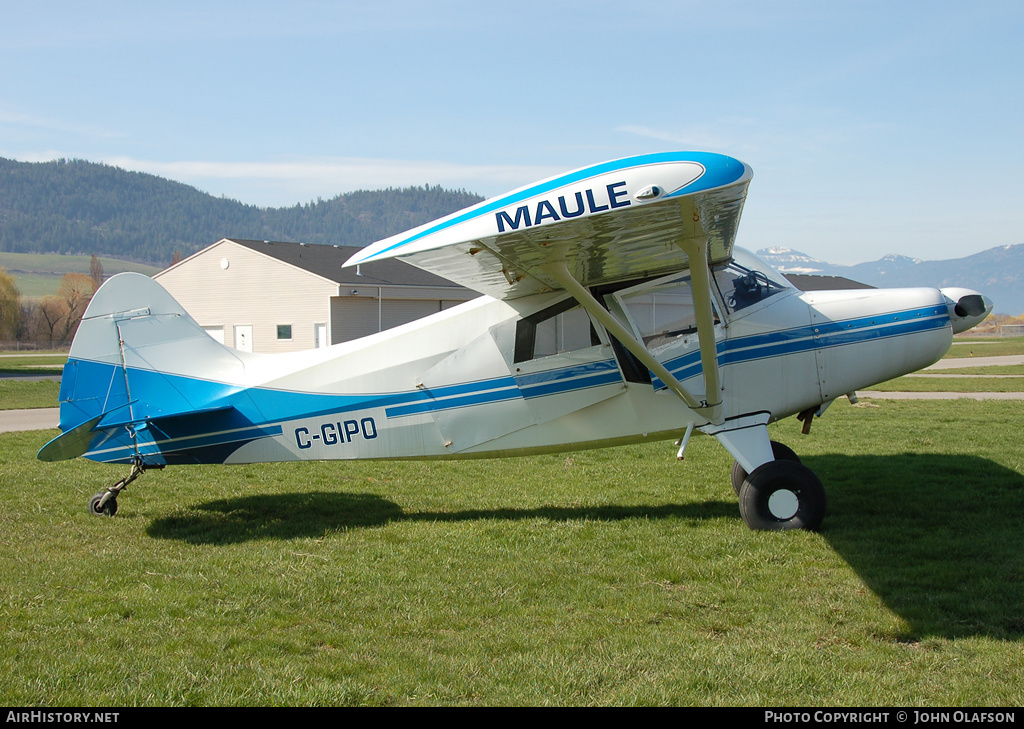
[678,238,723,424]
[540,261,722,423]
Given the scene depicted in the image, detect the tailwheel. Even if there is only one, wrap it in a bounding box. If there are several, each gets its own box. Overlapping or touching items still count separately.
[730,440,800,495]
[738,459,826,532]
[85,460,155,517]
[88,491,118,517]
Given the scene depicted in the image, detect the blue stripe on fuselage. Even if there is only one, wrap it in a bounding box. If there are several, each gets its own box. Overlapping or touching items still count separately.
[64,303,950,462]
[653,304,950,389]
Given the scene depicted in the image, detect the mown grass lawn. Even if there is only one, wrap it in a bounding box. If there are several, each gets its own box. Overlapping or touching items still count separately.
[946,337,1024,358]
[0,379,61,410]
[867,377,1024,392]
[2,399,1022,706]
[869,337,1024,392]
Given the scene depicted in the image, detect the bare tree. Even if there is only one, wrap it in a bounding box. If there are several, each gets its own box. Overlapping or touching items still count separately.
[33,273,94,344]
[89,254,104,291]
[0,268,21,342]
[33,296,67,344]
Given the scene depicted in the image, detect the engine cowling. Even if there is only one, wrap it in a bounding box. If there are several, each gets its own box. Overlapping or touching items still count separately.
[941,287,993,334]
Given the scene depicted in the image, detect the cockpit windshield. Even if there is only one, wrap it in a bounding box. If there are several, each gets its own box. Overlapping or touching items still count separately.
[713,248,791,313]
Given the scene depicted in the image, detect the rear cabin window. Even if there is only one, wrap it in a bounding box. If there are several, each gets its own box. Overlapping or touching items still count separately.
[514,299,600,363]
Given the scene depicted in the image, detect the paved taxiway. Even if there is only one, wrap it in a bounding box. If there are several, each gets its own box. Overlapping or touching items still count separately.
[2,355,1023,434]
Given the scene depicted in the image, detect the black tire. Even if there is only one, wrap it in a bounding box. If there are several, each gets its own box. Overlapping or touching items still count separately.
[738,460,825,531]
[730,440,801,495]
[88,492,118,517]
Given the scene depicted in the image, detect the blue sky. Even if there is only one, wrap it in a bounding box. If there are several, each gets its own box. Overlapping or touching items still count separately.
[2,1,1021,264]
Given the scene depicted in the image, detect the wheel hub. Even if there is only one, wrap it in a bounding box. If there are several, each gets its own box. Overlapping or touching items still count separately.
[767,489,799,520]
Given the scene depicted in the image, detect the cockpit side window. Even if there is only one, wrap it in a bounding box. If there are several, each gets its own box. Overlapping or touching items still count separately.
[612,275,720,356]
[514,299,601,363]
[714,261,789,313]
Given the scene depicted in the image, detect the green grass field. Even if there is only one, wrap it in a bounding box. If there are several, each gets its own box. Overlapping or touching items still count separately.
[867,377,1024,393]
[2,398,1022,706]
[0,379,61,410]
[868,337,1024,392]
[0,355,66,409]
[946,337,1024,358]
[0,253,161,299]
[936,365,1024,375]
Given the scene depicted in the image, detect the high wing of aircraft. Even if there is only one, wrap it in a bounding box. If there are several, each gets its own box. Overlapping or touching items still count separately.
[38,151,993,530]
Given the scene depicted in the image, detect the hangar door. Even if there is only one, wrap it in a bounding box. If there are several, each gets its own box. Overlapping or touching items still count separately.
[381,299,442,330]
[330,296,446,344]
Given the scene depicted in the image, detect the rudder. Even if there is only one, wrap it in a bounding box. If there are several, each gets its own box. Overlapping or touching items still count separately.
[40,273,251,462]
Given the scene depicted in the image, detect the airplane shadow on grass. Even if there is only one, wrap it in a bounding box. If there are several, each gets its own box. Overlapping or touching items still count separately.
[146,453,1024,641]
[146,492,738,544]
[802,453,1024,642]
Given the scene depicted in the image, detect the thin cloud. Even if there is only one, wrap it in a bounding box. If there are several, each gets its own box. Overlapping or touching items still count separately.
[616,124,736,152]
[99,156,564,205]
[0,109,121,141]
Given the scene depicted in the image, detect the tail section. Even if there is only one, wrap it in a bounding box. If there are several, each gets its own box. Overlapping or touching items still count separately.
[39,273,257,464]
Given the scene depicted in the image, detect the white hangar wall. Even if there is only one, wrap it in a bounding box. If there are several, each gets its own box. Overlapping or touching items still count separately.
[154,239,475,354]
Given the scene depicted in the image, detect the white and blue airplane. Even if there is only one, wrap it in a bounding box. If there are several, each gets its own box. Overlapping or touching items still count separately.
[38,152,992,530]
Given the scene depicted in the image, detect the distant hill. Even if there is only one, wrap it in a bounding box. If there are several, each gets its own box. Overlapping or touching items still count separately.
[4,156,1020,314]
[0,252,161,300]
[0,157,484,267]
[757,245,1024,316]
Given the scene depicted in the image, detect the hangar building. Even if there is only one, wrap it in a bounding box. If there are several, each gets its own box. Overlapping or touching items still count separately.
[153,238,476,353]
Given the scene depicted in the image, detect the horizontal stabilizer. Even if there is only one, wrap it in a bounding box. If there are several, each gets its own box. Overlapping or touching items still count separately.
[98,403,236,431]
[37,411,111,462]
[38,398,256,464]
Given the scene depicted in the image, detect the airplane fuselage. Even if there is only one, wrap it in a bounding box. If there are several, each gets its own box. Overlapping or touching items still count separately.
[54,253,965,469]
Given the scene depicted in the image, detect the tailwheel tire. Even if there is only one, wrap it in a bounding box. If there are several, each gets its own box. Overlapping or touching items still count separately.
[738,460,825,531]
[88,492,118,517]
[730,440,801,495]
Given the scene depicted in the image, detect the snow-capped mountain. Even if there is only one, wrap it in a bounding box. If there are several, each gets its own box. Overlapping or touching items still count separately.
[754,247,831,274]
[755,244,1024,315]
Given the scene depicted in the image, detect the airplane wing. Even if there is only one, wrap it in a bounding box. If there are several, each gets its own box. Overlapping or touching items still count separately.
[343,151,752,299]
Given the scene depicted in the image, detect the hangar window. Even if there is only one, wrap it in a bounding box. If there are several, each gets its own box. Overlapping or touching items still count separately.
[514,299,600,363]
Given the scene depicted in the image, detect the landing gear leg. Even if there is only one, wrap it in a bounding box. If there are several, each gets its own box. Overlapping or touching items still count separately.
[87,459,152,517]
[730,440,800,494]
[710,417,827,531]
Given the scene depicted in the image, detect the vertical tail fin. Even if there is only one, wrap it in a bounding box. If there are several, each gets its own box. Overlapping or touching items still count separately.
[39,273,252,462]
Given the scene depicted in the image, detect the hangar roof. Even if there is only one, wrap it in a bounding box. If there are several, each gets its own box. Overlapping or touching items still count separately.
[783,273,874,291]
[226,238,466,289]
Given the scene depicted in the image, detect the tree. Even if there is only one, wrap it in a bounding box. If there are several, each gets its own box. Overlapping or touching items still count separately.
[89,254,104,291]
[33,297,67,344]
[34,272,94,344]
[0,267,21,341]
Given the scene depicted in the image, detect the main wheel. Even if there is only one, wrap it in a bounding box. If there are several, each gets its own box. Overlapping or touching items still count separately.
[738,460,825,531]
[730,440,800,495]
[88,492,118,517]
